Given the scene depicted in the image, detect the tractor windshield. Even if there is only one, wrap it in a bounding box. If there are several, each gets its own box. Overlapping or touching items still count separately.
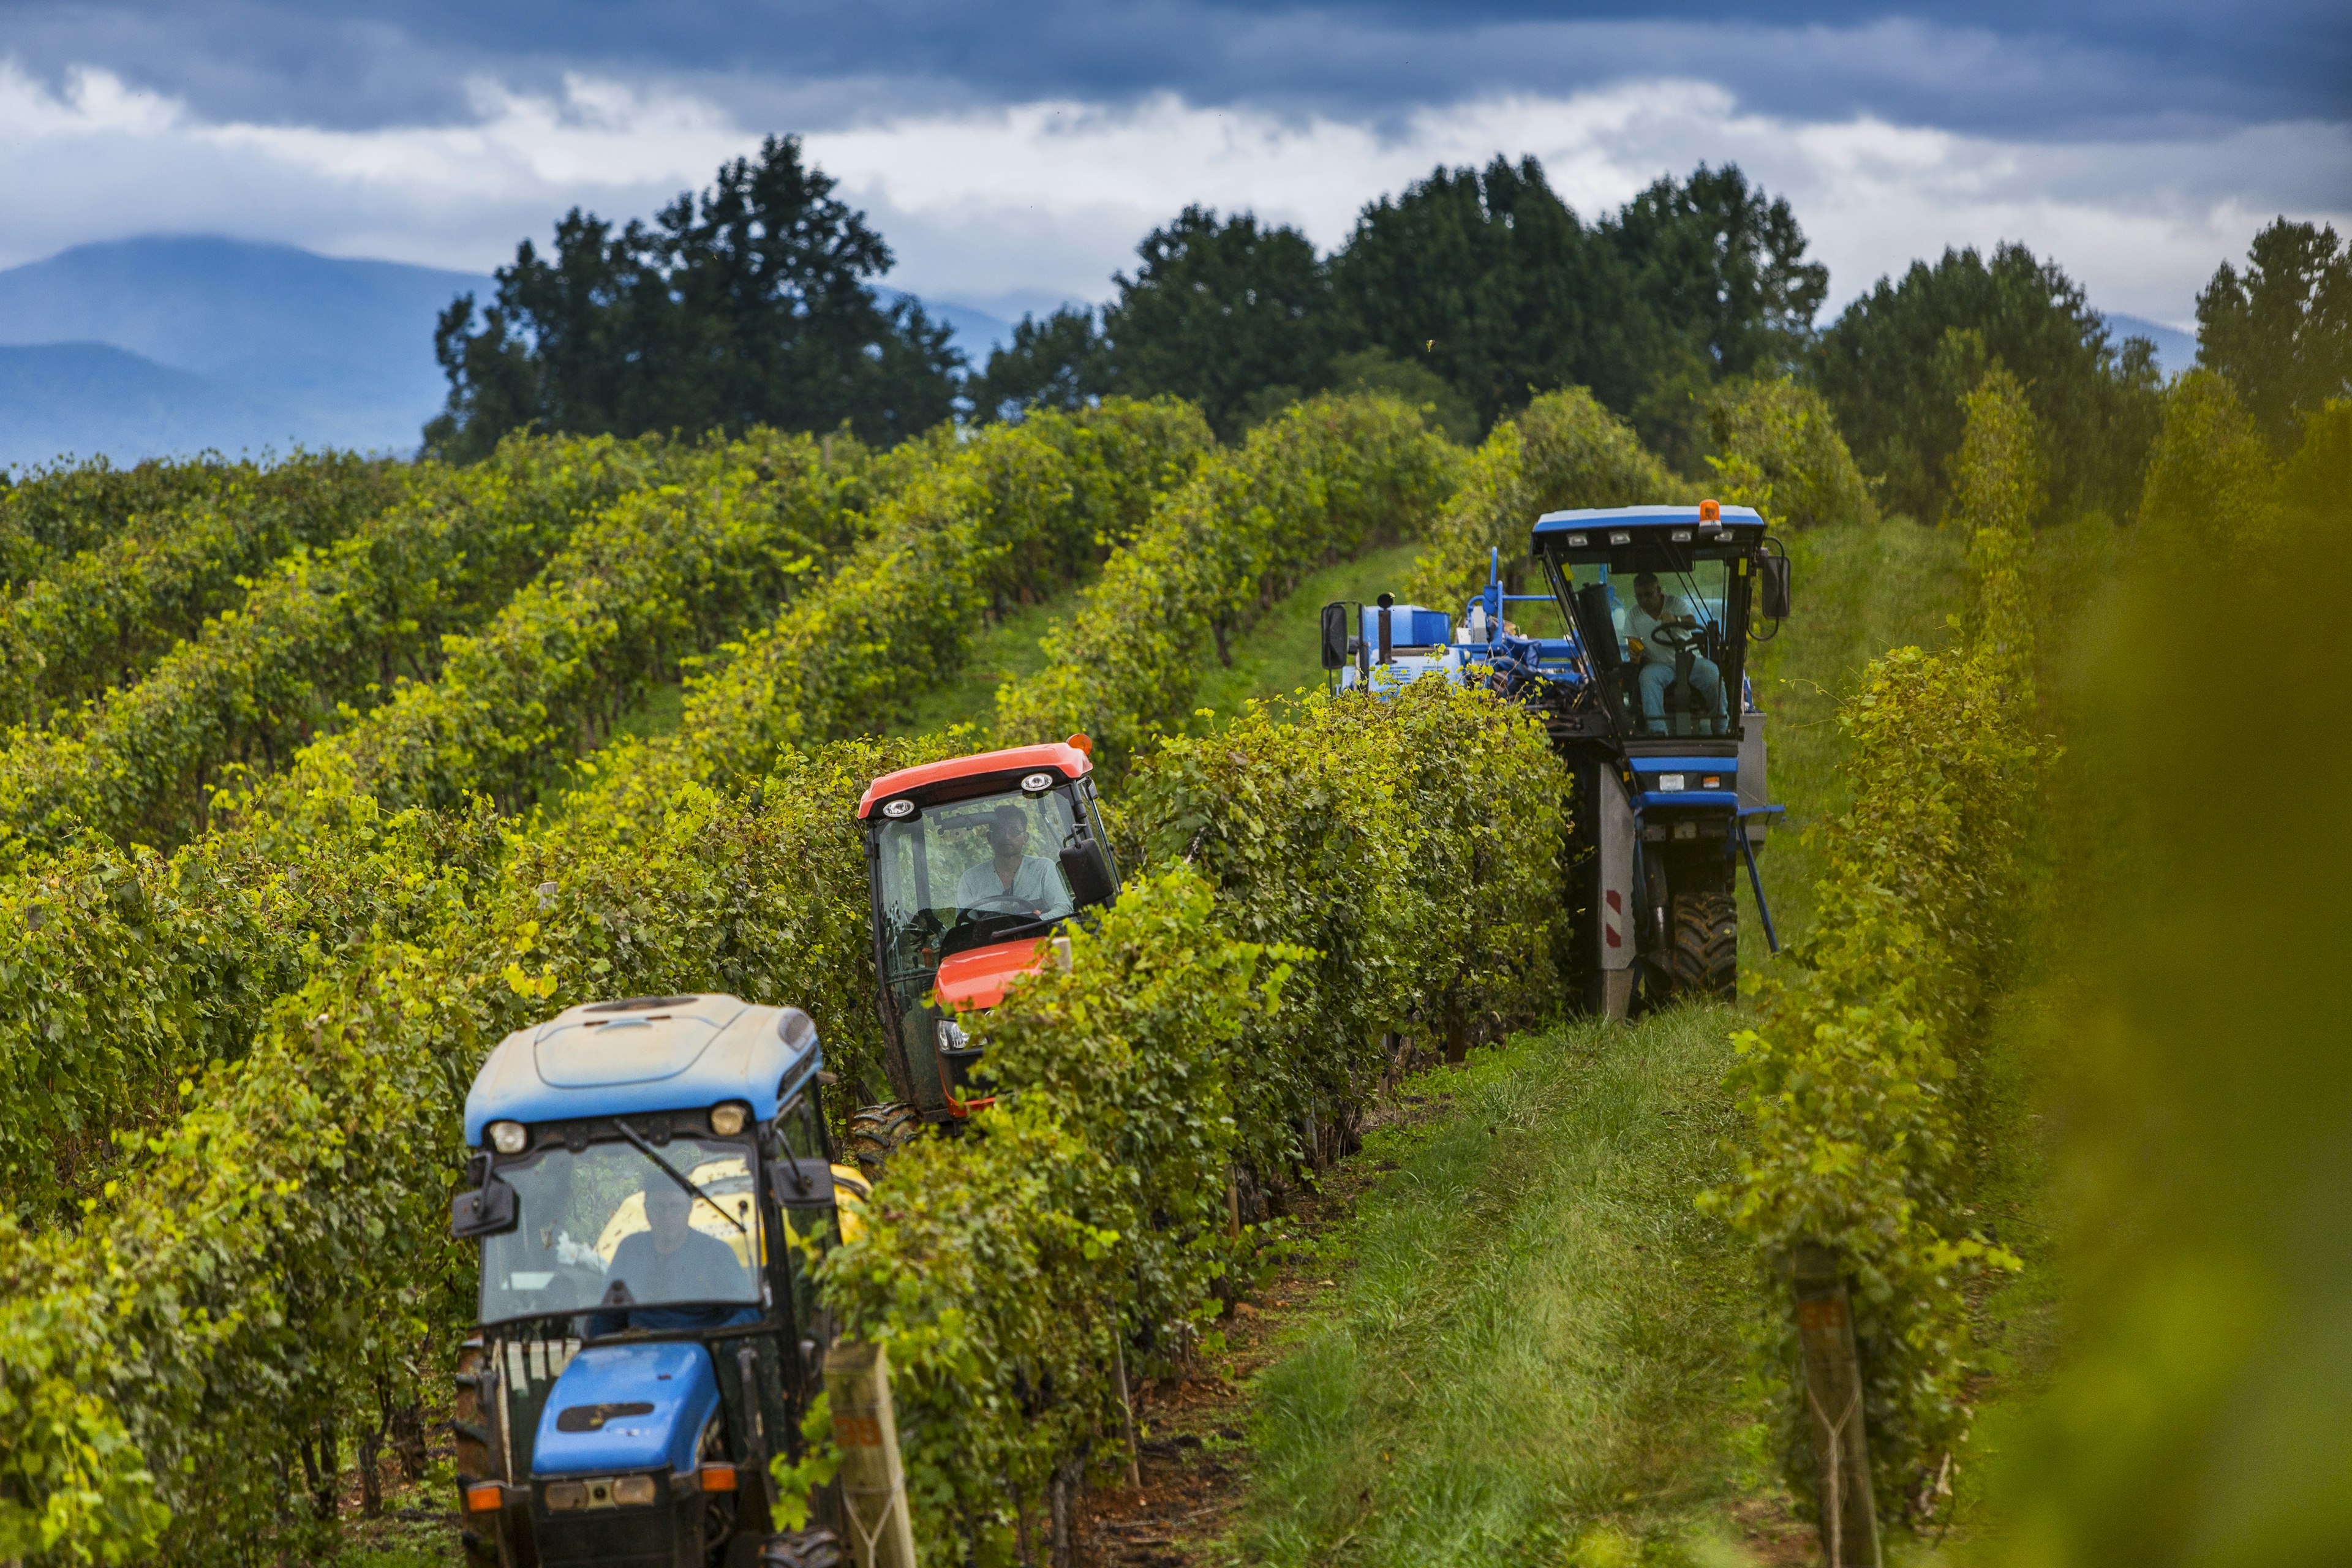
[477,1137,761,1329]
[1556,551,1746,739]
[872,785,1081,977]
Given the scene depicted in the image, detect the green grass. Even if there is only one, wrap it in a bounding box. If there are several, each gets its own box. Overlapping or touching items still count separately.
[1188,542,1429,725]
[329,1512,461,1568]
[614,674,685,742]
[889,581,1093,738]
[1229,1008,1774,1567]
[873,540,1430,746]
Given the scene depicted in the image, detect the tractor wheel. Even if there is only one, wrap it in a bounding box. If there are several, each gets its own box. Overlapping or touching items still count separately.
[846,1102,924,1179]
[451,1339,503,1565]
[760,1529,843,1568]
[1665,891,1738,1002]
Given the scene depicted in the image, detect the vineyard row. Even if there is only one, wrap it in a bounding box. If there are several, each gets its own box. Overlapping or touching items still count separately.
[0,380,1884,1562]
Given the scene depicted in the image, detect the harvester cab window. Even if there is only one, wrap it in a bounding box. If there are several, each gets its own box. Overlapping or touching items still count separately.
[771,1082,827,1162]
[873,786,1082,972]
[477,1137,761,1332]
[1564,557,1735,737]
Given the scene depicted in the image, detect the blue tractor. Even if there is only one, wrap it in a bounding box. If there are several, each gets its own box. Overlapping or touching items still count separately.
[1322,502,1790,1014]
[448,993,863,1568]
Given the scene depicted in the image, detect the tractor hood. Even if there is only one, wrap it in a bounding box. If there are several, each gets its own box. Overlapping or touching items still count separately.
[932,937,1049,1013]
[531,1341,720,1478]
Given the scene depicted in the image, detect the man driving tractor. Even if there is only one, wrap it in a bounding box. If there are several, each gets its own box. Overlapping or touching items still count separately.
[953,802,1072,919]
[1626,570,1725,734]
[587,1179,760,1340]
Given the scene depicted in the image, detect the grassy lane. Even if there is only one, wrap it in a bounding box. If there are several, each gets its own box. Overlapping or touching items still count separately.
[1188,541,1425,721]
[1225,1008,1784,1568]
[886,540,1429,742]
[891,581,1092,736]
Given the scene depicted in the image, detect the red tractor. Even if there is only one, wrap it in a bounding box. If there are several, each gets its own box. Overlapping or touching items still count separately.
[846,736,1120,1172]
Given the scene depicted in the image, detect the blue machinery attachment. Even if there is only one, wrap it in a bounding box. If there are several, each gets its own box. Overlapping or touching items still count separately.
[1321,508,1790,1013]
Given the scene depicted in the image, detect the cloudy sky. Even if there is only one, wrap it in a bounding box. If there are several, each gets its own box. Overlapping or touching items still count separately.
[3,0,2346,328]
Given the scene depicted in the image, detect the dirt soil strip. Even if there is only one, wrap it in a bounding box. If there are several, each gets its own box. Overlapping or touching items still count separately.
[1081,1134,1390,1567]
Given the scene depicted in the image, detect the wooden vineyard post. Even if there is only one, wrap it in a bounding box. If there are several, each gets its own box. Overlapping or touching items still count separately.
[1793,1243,1882,1568]
[823,1341,918,1568]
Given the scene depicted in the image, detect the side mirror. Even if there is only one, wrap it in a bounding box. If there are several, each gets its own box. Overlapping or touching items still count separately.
[451,1175,519,1238]
[1575,584,1622,673]
[1319,602,1351,671]
[769,1158,835,1208]
[1059,843,1117,909]
[1759,556,1792,620]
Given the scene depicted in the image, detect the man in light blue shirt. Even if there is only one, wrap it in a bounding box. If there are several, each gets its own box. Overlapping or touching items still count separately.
[586,1180,758,1339]
[1625,572,1724,734]
[954,805,1071,919]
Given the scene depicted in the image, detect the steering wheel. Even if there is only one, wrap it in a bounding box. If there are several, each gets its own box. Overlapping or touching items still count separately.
[957,892,1039,922]
[1647,621,1703,653]
[554,1262,609,1304]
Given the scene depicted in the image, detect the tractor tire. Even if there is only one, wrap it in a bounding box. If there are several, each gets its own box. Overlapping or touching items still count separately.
[846,1102,924,1179]
[451,1339,505,1565]
[1665,891,1738,1002]
[760,1529,843,1568]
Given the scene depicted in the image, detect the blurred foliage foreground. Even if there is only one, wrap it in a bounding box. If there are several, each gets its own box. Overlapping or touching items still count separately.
[1987,388,2352,1564]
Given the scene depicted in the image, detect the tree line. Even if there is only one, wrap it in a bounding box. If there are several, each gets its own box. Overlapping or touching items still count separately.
[427,134,2351,524]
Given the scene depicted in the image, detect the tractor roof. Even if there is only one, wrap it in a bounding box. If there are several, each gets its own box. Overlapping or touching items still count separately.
[1531,503,1766,536]
[857,740,1093,820]
[463,993,820,1143]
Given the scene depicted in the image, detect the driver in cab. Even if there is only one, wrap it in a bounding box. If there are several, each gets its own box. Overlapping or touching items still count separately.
[586,1180,757,1339]
[954,804,1071,921]
[1626,571,1725,734]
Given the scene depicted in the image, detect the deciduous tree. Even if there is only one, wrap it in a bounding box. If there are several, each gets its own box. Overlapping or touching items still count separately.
[1099,206,1330,439]
[2196,217,2352,456]
[1812,242,2161,521]
[426,136,960,459]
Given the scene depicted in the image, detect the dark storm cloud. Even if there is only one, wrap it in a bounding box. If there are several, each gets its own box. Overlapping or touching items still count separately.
[4,0,2345,138]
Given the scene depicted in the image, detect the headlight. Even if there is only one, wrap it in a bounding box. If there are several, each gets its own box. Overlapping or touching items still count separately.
[881,797,916,819]
[937,1018,969,1054]
[487,1120,527,1154]
[709,1102,748,1137]
[544,1476,658,1509]
[1020,771,1054,793]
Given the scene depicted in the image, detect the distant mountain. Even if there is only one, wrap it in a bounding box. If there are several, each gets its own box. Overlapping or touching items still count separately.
[0,235,1016,470]
[2104,312,2198,378]
[0,342,304,471]
[0,236,484,469]
[883,290,1013,359]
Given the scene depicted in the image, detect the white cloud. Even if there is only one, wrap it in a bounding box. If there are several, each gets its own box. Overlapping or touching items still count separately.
[816,87,2352,327]
[2,56,2345,328]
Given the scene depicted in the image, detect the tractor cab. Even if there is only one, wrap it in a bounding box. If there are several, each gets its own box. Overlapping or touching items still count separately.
[1531,502,1787,751]
[448,993,867,1568]
[854,739,1118,1139]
